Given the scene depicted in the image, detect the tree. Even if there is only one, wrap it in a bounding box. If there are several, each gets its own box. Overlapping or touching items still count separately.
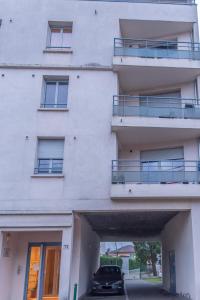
[134,241,161,276]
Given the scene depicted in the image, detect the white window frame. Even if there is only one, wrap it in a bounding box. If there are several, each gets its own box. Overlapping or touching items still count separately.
[35,139,65,174]
[48,24,72,48]
[43,80,68,108]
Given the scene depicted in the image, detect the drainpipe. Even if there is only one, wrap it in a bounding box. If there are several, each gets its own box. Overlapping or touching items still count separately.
[73,284,78,300]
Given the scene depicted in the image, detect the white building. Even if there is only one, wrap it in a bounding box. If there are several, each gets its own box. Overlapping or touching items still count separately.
[0,0,200,299]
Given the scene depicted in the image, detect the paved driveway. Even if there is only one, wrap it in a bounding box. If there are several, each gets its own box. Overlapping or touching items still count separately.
[84,280,179,300]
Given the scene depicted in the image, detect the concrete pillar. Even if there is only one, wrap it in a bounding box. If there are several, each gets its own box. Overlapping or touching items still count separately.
[191,205,200,300]
[0,231,3,272]
[59,227,73,300]
[196,76,200,101]
[193,22,199,44]
[0,231,3,257]
[69,215,82,300]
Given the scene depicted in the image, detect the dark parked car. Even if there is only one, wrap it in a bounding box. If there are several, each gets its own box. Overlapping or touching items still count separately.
[91,265,124,295]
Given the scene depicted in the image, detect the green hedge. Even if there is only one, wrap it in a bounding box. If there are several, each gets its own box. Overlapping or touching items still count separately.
[129,258,140,270]
[100,255,123,267]
[129,259,147,271]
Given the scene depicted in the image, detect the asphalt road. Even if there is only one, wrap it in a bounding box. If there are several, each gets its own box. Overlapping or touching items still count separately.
[84,280,179,300]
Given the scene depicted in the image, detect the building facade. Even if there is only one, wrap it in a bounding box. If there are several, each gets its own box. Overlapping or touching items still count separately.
[0,0,200,299]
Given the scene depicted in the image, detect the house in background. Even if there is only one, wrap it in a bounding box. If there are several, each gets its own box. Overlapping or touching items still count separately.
[108,245,135,274]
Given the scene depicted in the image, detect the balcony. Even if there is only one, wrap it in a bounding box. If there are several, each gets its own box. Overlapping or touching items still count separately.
[112,96,200,146]
[114,39,200,60]
[111,160,200,199]
[113,39,200,91]
[113,95,200,119]
[34,159,63,174]
[112,160,200,183]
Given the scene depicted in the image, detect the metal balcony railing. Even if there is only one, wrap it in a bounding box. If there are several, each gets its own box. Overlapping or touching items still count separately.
[112,160,200,184]
[114,39,200,60]
[34,158,63,174]
[113,96,200,119]
[40,103,67,109]
[84,0,195,4]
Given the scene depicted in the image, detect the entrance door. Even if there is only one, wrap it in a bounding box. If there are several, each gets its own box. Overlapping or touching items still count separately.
[169,250,176,295]
[24,243,61,300]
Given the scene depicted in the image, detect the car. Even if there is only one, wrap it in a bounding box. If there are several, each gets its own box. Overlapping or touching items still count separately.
[91,265,124,295]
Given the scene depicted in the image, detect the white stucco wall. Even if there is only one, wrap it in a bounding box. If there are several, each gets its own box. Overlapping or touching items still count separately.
[0,68,117,211]
[0,0,200,298]
[0,231,62,300]
[162,212,195,299]
[0,0,197,66]
[70,215,100,300]
[190,204,200,300]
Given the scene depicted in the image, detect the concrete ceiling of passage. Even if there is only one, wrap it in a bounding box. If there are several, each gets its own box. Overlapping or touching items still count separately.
[84,211,178,239]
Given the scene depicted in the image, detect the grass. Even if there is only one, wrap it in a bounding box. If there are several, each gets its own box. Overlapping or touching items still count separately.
[144,277,162,284]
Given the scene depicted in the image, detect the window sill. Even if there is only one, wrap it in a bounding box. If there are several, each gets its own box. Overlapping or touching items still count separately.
[38,107,69,112]
[43,48,73,54]
[31,174,64,179]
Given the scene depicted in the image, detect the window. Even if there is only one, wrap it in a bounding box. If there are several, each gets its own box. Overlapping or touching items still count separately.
[140,91,181,108]
[48,22,72,48]
[141,147,184,172]
[35,139,64,174]
[42,80,68,108]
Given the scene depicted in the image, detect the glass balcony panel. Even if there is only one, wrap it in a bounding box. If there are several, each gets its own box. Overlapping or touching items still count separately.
[113,96,200,119]
[114,39,200,60]
[112,160,199,184]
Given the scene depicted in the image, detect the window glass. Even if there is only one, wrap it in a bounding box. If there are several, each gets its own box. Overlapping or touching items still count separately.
[62,28,72,47]
[38,159,50,173]
[52,159,63,173]
[38,140,64,159]
[26,247,41,300]
[43,246,61,298]
[142,161,159,171]
[142,159,184,172]
[57,82,68,106]
[49,26,72,48]
[161,159,184,171]
[36,140,64,174]
[50,28,62,47]
[45,82,56,107]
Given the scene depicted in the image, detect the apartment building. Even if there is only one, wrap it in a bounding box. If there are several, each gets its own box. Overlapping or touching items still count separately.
[0,0,200,299]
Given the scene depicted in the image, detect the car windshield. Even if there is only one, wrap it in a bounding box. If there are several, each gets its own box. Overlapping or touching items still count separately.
[96,266,121,275]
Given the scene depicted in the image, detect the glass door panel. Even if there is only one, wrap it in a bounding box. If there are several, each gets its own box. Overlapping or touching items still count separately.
[25,244,61,300]
[26,246,41,300]
[42,246,61,300]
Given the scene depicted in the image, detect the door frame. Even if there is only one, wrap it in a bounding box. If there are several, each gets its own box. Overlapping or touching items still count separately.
[23,242,61,300]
